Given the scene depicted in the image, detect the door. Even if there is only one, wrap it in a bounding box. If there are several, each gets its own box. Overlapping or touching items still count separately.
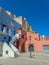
[43,45,49,53]
[0,43,3,56]
[29,44,34,52]
[21,43,25,52]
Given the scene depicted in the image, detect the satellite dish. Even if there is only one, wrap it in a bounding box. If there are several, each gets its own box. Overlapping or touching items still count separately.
[42,35,45,38]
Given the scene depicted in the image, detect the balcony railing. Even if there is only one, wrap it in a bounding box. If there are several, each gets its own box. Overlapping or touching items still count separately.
[0,31,9,36]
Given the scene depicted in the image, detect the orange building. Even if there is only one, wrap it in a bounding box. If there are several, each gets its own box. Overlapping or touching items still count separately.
[16,29,49,53]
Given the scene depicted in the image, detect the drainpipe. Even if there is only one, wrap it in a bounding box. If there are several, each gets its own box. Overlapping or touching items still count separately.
[29,32,32,58]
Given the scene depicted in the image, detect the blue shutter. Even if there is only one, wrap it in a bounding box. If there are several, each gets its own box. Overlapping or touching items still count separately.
[0,22,2,31]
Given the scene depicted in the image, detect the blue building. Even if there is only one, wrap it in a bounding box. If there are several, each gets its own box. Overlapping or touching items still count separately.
[0,7,21,43]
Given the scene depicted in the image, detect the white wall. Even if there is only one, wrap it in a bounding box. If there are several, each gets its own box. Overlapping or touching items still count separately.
[14,16,22,25]
[9,43,20,55]
[2,42,15,57]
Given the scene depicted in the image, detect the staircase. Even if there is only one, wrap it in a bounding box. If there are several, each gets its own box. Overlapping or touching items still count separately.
[3,33,21,57]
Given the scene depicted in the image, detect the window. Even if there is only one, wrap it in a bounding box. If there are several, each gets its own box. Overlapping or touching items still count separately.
[29,36,31,40]
[2,23,7,33]
[25,37,27,40]
[6,50,8,54]
[14,30,15,35]
[4,37,6,39]
[22,35,24,39]
[35,38,37,40]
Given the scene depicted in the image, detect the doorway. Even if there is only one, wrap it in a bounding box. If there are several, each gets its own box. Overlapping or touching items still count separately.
[28,44,34,52]
[21,43,25,52]
[0,43,3,56]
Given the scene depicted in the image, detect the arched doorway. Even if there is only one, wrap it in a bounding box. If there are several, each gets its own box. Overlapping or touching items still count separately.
[16,40,19,49]
[21,43,25,52]
[28,44,34,52]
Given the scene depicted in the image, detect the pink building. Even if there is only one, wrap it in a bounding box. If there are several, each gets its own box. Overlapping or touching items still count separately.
[16,29,49,53]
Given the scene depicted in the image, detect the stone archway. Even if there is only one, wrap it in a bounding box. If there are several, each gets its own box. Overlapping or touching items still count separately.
[28,44,34,52]
[21,43,25,52]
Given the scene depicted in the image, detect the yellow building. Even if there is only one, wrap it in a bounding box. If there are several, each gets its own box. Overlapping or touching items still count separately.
[14,16,33,32]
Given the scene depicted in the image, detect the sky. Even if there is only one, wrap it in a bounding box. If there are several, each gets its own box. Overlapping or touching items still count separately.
[0,0,49,36]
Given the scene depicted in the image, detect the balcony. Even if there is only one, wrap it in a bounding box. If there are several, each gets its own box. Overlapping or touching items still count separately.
[0,31,9,36]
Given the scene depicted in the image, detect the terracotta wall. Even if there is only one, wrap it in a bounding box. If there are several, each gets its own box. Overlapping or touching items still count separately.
[16,29,49,52]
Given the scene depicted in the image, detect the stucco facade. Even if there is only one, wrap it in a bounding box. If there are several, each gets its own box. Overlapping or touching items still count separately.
[0,7,21,43]
[0,7,49,53]
[16,29,49,52]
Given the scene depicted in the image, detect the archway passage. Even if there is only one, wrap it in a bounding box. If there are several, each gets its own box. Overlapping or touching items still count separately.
[16,40,19,50]
[28,44,34,52]
[21,43,25,52]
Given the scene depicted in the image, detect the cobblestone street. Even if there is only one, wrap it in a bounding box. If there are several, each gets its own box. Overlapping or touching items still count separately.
[0,52,49,65]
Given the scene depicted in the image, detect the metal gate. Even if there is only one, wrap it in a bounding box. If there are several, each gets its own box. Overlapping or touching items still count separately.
[43,45,49,53]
